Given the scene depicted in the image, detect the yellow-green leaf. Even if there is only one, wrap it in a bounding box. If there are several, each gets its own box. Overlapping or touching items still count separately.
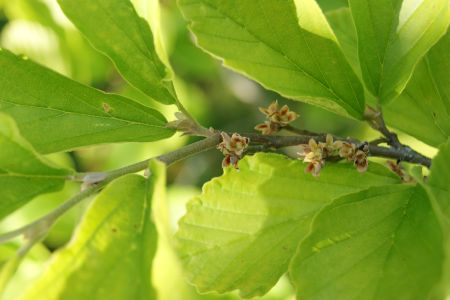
[21,173,160,300]
[176,153,400,297]
[0,114,69,220]
[0,49,174,153]
[58,0,176,104]
[178,0,365,119]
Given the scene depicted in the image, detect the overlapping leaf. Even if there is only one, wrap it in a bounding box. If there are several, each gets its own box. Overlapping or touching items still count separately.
[0,49,174,153]
[21,172,161,300]
[175,153,400,297]
[421,140,450,295]
[384,31,450,147]
[290,184,445,300]
[349,0,450,103]
[178,0,365,119]
[58,0,176,104]
[0,114,69,220]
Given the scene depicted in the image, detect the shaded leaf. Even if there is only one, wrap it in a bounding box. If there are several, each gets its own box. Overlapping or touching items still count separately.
[58,0,176,104]
[22,173,160,300]
[290,184,444,300]
[349,0,450,103]
[175,153,400,297]
[384,31,450,147]
[0,114,69,220]
[0,49,174,153]
[178,0,365,119]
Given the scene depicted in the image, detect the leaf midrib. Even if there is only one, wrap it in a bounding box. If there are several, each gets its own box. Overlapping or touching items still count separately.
[0,100,165,129]
[192,0,356,111]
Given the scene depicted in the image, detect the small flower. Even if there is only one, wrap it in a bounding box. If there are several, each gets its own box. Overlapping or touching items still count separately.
[298,139,322,160]
[259,101,280,118]
[217,132,249,169]
[338,142,357,161]
[318,134,340,157]
[270,104,298,126]
[354,150,368,173]
[254,121,280,135]
[298,138,325,176]
[222,154,240,169]
[305,160,324,177]
[256,101,298,135]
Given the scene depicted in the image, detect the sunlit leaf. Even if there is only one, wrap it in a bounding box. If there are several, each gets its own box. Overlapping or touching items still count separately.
[290,184,444,300]
[0,114,69,220]
[178,0,365,119]
[0,49,174,153]
[22,173,160,300]
[176,153,400,297]
[421,140,450,295]
[349,0,450,103]
[58,0,176,104]
[384,31,450,147]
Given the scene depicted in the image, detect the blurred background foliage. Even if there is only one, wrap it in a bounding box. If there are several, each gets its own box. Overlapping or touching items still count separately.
[0,0,438,299]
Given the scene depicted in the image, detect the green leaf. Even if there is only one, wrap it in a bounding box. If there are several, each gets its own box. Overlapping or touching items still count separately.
[0,114,69,220]
[426,140,450,228]
[0,49,174,153]
[384,31,450,147]
[349,0,450,103]
[175,153,400,298]
[22,173,160,300]
[178,0,365,119]
[323,7,361,80]
[58,0,176,104]
[290,184,444,300]
[421,140,450,296]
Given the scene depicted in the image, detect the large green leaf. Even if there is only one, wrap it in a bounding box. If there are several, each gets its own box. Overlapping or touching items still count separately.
[178,0,365,119]
[0,114,69,220]
[426,140,450,228]
[349,0,450,103]
[58,0,176,105]
[384,31,450,147]
[22,173,160,300]
[290,184,445,300]
[422,140,450,295]
[0,49,174,153]
[323,7,361,80]
[175,153,400,298]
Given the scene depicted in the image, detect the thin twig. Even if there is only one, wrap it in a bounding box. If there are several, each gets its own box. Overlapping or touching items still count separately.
[282,125,319,136]
[245,133,431,168]
[369,137,389,146]
[0,134,221,244]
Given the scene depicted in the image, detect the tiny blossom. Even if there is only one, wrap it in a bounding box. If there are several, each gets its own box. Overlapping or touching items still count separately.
[255,100,298,135]
[254,121,279,135]
[217,132,249,169]
[354,150,369,173]
[305,160,323,177]
[318,134,340,157]
[338,141,357,161]
[298,138,323,162]
[298,138,325,176]
[270,104,298,126]
[259,101,279,118]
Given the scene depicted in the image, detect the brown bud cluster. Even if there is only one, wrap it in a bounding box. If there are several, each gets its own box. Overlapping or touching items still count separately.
[255,101,298,135]
[298,135,369,176]
[217,132,249,169]
[386,161,413,182]
[297,134,341,176]
[338,142,369,173]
